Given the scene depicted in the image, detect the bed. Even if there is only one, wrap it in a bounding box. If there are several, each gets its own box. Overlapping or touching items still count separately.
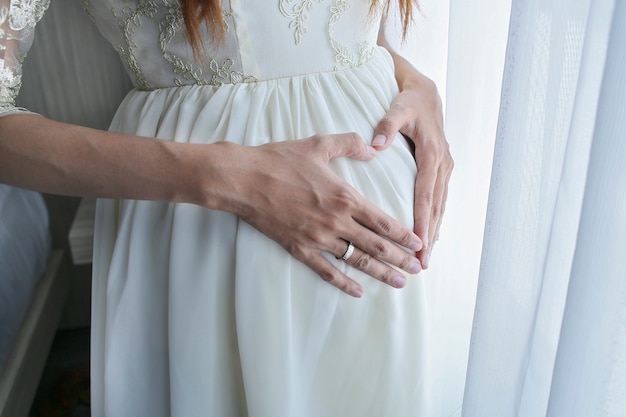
[0,185,70,417]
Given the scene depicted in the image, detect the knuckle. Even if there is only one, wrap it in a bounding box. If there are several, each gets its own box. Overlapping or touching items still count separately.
[352,252,372,270]
[444,150,455,171]
[285,242,307,261]
[348,132,362,144]
[371,241,389,258]
[309,133,324,144]
[445,146,454,161]
[315,133,345,154]
[381,269,400,285]
[320,271,353,295]
[330,189,356,212]
[321,215,343,234]
[374,217,392,235]
[391,101,410,115]
[377,116,395,132]
[319,270,337,284]
[309,135,327,154]
[396,255,413,272]
[401,230,414,246]
[419,190,434,205]
[432,203,443,220]
[306,228,326,246]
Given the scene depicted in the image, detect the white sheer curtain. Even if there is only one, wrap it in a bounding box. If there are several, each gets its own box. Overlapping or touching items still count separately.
[458,0,626,415]
[397,0,626,415]
[390,1,511,415]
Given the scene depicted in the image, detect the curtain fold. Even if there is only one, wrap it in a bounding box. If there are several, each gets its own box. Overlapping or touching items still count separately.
[390,1,511,415]
[547,1,626,414]
[462,0,626,416]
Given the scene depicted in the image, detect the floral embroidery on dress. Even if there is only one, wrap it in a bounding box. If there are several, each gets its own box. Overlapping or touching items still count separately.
[279,0,376,68]
[5,0,48,31]
[208,58,257,86]
[279,0,325,45]
[0,66,20,112]
[158,3,256,87]
[328,0,375,68]
[157,6,202,85]
[106,0,256,89]
[0,0,50,113]
[113,0,160,89]
[222,9,232,32]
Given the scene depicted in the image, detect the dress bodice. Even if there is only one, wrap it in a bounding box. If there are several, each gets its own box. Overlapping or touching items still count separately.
[83,0,379,89]
[0,0,381,112]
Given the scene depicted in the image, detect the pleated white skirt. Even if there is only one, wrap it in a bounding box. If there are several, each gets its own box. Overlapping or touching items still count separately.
[90,49,433,417]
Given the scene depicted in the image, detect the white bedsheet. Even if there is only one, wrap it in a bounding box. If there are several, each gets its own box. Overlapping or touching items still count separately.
[0,185,50,374]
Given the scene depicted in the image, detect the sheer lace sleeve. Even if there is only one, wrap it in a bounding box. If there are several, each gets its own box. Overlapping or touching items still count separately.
[0,0,50,116]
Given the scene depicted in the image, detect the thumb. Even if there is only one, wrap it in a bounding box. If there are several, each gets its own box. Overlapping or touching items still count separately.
[322,132,378,162]
[372,110,403,151]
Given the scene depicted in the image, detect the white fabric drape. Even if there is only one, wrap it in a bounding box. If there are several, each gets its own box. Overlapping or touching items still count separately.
[462,0,626,416]
[390,1,511,415]
[398,0,626,415]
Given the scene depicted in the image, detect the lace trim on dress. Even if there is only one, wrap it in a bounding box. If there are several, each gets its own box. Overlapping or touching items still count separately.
[279,0,376,69]
[279,0,324,45]
[328,0,375,69]
[0,0,50,114]
[113,0,159,90]
[158,4,257,87]
[106,0,256,89]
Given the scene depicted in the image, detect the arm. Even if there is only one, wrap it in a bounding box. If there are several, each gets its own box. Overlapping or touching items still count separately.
[374,31,454,268]
[0,114,423,297]
[0,0,422,297]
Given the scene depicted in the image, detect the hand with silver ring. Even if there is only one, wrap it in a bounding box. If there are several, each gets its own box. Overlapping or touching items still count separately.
[229,133,423,298]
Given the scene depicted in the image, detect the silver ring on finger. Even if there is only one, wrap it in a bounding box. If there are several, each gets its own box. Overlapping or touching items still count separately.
[341,242,355,261]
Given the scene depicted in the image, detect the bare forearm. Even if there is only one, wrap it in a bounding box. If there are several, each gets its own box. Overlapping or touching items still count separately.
[0,113,230,209]
[0,113,427,296]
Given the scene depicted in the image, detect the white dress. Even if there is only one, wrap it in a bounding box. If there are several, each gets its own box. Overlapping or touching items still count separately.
[1,1,433,416]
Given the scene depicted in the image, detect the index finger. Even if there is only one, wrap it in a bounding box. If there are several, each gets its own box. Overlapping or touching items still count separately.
[413,152,439,252]
[371,104,409,151]
[352,197,423,253]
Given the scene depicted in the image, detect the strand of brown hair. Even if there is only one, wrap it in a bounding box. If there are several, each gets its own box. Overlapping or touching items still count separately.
[180,0,416,56]
[179,0,224,55]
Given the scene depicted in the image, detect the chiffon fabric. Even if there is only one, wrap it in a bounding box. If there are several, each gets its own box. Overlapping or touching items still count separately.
[2,1,433,416]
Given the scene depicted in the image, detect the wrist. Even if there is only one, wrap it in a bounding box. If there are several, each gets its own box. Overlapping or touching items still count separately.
[397,68,437,94]
[177,141,250,214]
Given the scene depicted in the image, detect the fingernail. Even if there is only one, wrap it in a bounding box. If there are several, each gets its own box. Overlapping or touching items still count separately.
[351,287,364,298]
[393,275,407,288]
[408,240,422,252]
[372,134,387,147]
[367,145,378,156]
[408,260,422,274]
[422,252,431,269]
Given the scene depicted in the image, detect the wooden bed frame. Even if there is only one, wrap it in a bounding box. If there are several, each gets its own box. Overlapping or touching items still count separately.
[0,250,70,417]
